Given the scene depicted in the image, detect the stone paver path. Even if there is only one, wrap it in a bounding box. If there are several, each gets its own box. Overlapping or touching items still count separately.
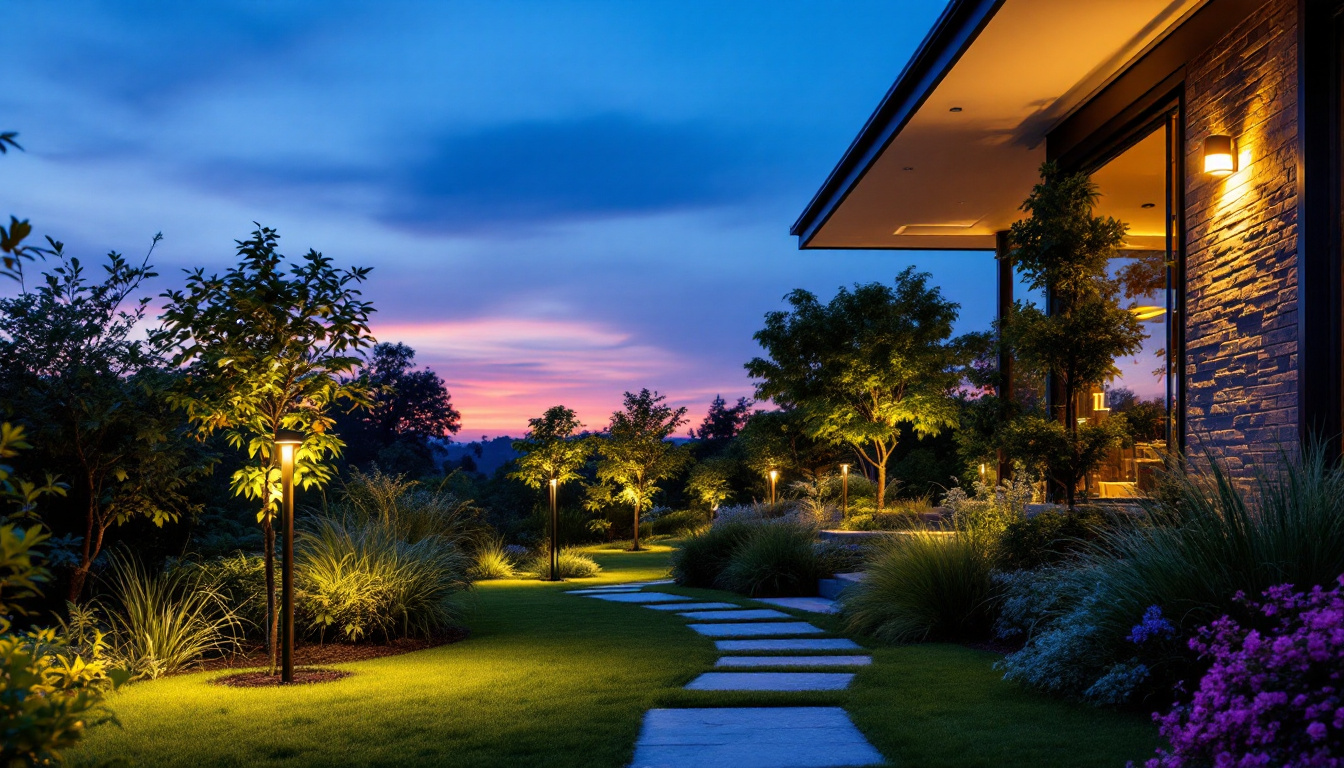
[588,592,692,603]
[686,672,855,691]
[688,621,825,637]
[568,580,881,767]
[675,609,791,621]
[629,707,883,768]
[715,638,862,652]
[715,655,871,668]
[644,601,739,611]
[752,597,839,614]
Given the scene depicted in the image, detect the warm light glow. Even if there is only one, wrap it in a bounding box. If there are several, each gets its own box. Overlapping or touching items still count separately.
[279,444,294,463]
[1203,135,1237,176]
[1092,392,1108,412]
[841,464,849,475]
[1129,305,1166,321]
[769,470,778,481]
[550,478,557,487]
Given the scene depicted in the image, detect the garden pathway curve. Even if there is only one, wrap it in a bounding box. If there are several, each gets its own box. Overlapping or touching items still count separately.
[565,582,883,768]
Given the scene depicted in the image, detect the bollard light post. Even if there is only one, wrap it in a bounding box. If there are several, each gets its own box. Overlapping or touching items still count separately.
[275,429,305,684]
[769,469,778,505]
[841,464,850,516]
[548,478,560,581]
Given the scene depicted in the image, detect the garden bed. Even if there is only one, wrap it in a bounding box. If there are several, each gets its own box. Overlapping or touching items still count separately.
[190,627,471,673]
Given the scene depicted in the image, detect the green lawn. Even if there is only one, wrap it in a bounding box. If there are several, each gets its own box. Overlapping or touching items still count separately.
[74,542,1157,767]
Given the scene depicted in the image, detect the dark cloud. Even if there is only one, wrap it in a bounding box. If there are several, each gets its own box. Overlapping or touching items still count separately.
[381,114,782,233]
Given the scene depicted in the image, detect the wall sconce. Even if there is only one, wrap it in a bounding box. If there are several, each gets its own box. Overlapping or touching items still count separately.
[1203,135,1237,176]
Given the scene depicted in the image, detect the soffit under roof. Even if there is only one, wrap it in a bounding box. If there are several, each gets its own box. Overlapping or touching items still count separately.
[802,0,1204,251]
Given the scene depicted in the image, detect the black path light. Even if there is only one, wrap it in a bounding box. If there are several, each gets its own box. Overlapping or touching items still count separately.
[274,428,305,684]
[841,464,850,516]
[548,478,560,581]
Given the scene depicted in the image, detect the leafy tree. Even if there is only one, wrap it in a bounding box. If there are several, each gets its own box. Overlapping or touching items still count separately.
[0,244,214,599]
[747,268,972,508]
[593,390,689,550]
[736,408,843,490]
[1006,163,1146,506]
[510,406,592,536]
[691,395,753,444]
[686,458,732,512]
[153,225,374,669]
[337,342,460,475]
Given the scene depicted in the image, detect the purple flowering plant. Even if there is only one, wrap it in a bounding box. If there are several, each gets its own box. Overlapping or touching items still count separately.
[1143,576,1344,768]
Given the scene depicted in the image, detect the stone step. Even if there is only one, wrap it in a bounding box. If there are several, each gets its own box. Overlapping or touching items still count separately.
[715,638,862,653]
[685,672,855,691]
[817,572,866,601]
[643,601,739,611]
[585,592,691,604]
[752,597,839,614]
[715,655,871,668]
[676,609,791,621]
[629,707,883,768]
[688,622,824,638]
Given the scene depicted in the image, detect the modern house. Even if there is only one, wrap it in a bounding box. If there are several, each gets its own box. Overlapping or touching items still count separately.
[794,0,1341,489]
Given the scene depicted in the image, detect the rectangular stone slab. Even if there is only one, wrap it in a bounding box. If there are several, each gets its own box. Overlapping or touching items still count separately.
[630,707,883,768]
[715,655,871,668]
[688,621,823,637]
[752,597,839,614]
[644,602,740,611]
[584,592,690,603]
[715,638,862,652]
[565,587,642,595]
[685,672,855,691]
[676,609,792,621]
[595,579,674,588]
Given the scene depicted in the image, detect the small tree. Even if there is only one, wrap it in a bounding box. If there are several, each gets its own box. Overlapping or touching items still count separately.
[686,458,732,512]
[594,390,689,550]
[510,406,591,546]
[1006,163,1145,507]
[747,268,972,508]
[154,226,374,670]
[337,342,461,475]
[0,243,214,599]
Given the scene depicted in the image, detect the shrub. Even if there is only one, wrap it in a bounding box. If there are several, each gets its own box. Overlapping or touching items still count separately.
[94,553,241,679]
[670,519,756,588]
[1001,445,1344,704]
[470,537,515,580]
[994,507,1107,571]
[841,532,997,643]
[942,475,1033,541]
[297,517,471,643]
[525,547,601,579]
[718,519,819,597]
[174,552,267,638]
[815,539,869,576]
[1144,577,1344,768]
[839,510,923,531]
[651,508,708,537]
[332,467,480,544]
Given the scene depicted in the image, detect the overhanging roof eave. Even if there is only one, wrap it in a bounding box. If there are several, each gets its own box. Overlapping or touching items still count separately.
[791,0,1006,248]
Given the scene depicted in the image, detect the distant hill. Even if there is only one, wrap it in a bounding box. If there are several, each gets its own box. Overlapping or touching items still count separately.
[441,436,520,476]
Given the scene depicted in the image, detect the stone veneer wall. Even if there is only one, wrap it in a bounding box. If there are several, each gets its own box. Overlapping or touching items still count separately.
[1182,0,1299,475]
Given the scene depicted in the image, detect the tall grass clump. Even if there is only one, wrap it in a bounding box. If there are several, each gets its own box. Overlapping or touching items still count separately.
[331,467,481,544]
[470,537,516,580]
[297,517,471,643]
[525,546,601,579]
[718,519,820,597]
[1000,444,1344,704]
[841,531,996,644]
[95,553,241,679]
[670,519,756,588]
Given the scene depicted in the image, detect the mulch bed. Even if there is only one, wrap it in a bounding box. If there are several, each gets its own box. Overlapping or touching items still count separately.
[191,626,471,674]
[213,667,353,687]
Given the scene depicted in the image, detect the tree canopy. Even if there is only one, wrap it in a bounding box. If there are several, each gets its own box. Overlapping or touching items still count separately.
[337,342,460,475]
[593,389,689,550]
[510,405,591,489]
[746,267,972,507]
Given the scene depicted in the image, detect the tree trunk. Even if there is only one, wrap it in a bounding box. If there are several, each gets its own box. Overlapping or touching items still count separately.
[631,498,641,551]
[876,461,886,510]
[69,497,97,602]
[1063,377,1078,510]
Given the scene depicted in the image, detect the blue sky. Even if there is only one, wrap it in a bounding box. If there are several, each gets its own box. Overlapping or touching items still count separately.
[2,0,1005,435]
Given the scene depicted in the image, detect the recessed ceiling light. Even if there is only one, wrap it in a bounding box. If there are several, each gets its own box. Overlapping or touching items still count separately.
[1141,203,1156,209]
[949,107,963,113]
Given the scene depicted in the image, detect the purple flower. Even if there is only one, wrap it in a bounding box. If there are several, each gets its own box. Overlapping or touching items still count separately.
[1144,576,1344,768]
[1130,605,1177,644]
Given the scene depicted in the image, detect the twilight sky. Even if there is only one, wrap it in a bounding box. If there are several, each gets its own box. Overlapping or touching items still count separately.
[3,0,1017,437]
